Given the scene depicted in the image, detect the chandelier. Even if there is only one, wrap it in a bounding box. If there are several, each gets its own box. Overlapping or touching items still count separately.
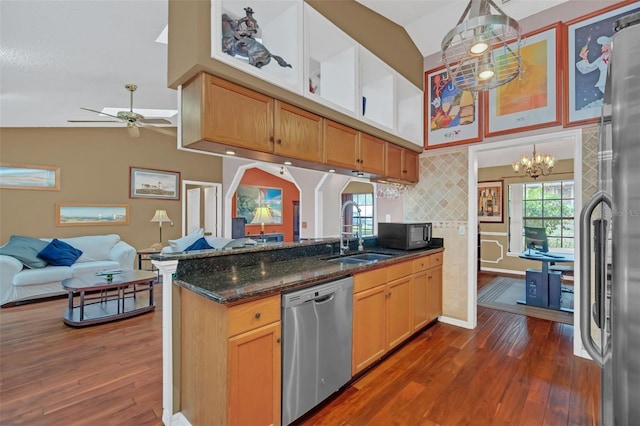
[441,0,521,91]
[512,145,556,179]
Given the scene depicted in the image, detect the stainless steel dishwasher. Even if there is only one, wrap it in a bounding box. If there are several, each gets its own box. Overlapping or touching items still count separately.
[281,276,354,425]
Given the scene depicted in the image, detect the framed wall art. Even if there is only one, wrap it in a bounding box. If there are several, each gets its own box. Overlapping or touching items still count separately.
[56,203,129,226]
[478,180,504,223]
[484,23,562,137]
[0,163,60,191]
[424,66,482,150]
[235,185,283,225]
[130,167,180,200]
[564,1,640,126]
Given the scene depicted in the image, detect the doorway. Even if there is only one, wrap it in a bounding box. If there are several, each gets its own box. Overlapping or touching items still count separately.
[182,180,222,237]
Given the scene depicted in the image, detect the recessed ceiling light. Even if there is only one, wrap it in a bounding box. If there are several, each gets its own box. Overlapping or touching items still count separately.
[284,161,292,165]
[225,149,236,155]
[329,169,335,173]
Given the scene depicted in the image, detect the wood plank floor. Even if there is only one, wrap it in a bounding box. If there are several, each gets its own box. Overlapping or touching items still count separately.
[0,274,600,425]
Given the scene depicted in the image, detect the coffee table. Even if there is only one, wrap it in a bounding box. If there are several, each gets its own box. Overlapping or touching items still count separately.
[62,270,157,327]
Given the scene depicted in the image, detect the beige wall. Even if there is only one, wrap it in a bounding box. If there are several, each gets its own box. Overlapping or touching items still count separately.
[0,128,222,251]
[404,148,469,322]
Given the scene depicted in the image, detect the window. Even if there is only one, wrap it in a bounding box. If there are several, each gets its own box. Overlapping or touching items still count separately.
[342,192,374,237]
[508,180,575,253]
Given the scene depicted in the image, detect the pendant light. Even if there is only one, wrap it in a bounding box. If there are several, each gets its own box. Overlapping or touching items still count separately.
[441,0,521,91]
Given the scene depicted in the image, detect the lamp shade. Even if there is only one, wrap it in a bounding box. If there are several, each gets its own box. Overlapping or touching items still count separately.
[251,206,273,224]
[150,209,171,223]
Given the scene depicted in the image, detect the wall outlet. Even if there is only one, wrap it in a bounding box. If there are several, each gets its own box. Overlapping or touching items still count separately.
[301,221,307,229]
[385,214,391,222]
[459,225,466,235]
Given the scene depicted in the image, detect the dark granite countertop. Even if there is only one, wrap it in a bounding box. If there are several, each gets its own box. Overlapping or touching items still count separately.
[154,238,444,305]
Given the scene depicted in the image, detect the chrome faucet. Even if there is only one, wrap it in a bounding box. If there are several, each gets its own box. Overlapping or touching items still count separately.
[340,200,364,255]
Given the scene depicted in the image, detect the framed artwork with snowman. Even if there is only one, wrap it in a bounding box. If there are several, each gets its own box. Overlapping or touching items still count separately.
[424,66,483,150]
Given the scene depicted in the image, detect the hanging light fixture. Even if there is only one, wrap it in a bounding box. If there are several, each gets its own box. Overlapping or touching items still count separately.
[512,145,556,179]
[441,0,521,91]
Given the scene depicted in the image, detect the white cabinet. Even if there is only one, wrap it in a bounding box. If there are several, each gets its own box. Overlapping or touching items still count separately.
[211,0,304,94]
[359,46,394,132]
[304,4,357,116]
[396,74,423,147]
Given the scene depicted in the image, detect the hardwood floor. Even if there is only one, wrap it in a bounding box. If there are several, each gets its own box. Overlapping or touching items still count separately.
[1,275,600,426]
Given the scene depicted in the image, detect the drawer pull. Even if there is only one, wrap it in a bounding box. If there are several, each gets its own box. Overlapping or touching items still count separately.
[255,312,261,319]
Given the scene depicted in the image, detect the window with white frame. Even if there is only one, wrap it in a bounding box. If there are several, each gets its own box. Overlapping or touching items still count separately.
[341,192,374,237]
[508,180,575,253]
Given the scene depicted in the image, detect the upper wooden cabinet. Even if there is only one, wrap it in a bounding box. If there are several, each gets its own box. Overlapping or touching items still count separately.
[323,121,385,176]
[384,143,419,183]
[274,100,323,163]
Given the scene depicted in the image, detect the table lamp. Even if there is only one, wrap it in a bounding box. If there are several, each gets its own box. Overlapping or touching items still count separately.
[150,209,172,245]
[251,206,273,242]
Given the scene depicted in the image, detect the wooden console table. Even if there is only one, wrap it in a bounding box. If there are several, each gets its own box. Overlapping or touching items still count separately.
[62,270,157,327]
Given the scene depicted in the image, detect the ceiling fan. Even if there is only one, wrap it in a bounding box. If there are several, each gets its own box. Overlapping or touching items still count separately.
[68,84,176,138]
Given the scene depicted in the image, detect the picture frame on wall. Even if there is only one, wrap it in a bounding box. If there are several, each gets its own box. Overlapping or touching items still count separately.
[484,23,562,137]
[130,167,180,200]
[424,66,482,149]
[478,180,504,223]
[235,185,283,225]
[0,162,60,191]
[56,203,129,226]
[564,1,640,127]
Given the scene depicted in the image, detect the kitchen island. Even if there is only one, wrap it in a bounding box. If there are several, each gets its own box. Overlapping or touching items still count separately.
[152,238,444,426]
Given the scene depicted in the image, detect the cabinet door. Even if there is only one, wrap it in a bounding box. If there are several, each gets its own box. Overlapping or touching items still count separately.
[386,277,413,350]
[384,142,404,180]
[427,265,443,322]
[352,285,387,375]
[274,100,323,162]
[228,322,281,426]
[324,119,359,169]
[403,150,419,183]
[412,271,429,331]
[359,133,386,175]
[203,74,274,153]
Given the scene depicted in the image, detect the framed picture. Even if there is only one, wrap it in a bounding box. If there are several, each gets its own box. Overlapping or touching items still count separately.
[56,203,129,226]
[0,163,60,191]
[235,185,283,225]
[484,23,562,137]
[564,1,640,126]
[478,180,504,223]
[424,66,482,149]
[130,167,180,200]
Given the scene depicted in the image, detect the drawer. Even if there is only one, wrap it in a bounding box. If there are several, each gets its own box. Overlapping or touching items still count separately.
[412,256,429,274]
[354,267,387,293]
[387,259,413,282]
[227,294,280,337]
[429,252,443,269]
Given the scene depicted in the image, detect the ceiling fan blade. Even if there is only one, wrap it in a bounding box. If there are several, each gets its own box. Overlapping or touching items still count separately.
[127,126,140,138]
[67,119,121,123]
[80,107,122,120]
[140,118,173,125]
[144,125,177,138]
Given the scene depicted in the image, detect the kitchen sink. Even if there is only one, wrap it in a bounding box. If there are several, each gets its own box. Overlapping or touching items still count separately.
[346,253,392,261]
[327,257,368,264]
[326,252,392,265]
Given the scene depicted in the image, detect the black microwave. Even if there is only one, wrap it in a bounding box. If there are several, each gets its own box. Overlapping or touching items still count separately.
[377,222,432,250]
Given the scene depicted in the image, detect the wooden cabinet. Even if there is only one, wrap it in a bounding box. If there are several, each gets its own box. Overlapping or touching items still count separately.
[180,289,281,426]
[384,142,419,183]
[427,252,443,321]
[323,120,385,176]
[274,100,323,163]
[352,260,413,375]
[184,73,322,163]
[412,253,443,330]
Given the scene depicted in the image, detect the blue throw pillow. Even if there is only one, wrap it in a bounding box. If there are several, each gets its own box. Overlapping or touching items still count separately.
[184,237,213,252]
[37,239,83,266]
[0,235,49,268]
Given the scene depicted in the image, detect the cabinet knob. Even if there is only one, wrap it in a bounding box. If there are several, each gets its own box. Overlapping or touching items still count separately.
[254,312,261,319]
[402,169,408,173]
[276,337,281,344]
[269,136,274,142]
[276,139,282,144]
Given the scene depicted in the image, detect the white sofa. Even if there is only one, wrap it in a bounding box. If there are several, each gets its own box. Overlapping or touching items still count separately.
[160,228,256,254]
[0,234,136,307]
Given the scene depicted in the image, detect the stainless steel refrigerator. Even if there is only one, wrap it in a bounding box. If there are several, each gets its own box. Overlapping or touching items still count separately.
[579,12,640,426]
